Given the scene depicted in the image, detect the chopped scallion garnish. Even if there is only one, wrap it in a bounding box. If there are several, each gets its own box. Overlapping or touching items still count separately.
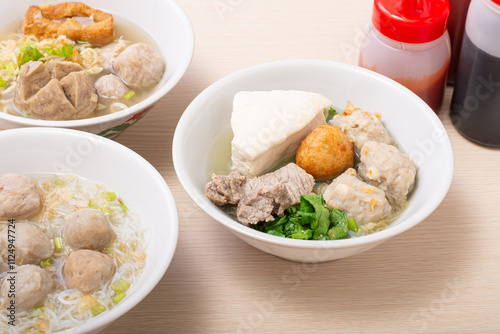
[111,280,130,294]
[123,90,135,100]
[54,179,64,186]
[40,258,52,268]
[54,237,64,253]
[112,292,126,304]
[91,303,105,316]
[102,191,117,202]
[347,217,358,233]
[119,202,128,212]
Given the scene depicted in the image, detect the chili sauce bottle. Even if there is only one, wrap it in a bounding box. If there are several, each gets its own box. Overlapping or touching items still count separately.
[450,0,500,146]
[359,0,451,112]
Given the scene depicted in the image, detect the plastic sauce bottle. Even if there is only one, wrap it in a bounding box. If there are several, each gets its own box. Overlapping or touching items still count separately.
[359,0,451,112]
[449,0,500,146]
[447,0,472,85]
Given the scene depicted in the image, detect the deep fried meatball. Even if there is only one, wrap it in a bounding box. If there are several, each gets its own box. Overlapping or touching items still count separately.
[295,125,354,180]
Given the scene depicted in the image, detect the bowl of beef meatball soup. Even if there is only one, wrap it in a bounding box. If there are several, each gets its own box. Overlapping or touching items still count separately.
[0,0,194,138]
[173,59,454,263]
[0,127,178,333]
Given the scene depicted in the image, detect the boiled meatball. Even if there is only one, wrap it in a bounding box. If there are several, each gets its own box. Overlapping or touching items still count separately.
[0,173,41,220]
[331,104,392,154]
[63,209,115,251]
[113,43,164,87]
[358,141,417,205]
[295,124,354,180]
[95,74,129,99]
[63,249,115,294]
[0,265,54,313]
[323,169,392,225]
[0,223,53,265]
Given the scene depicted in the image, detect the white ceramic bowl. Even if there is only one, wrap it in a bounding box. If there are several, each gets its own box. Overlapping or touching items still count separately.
[173,59,454,263]
[0,127,178,333]
[0,0,194,138]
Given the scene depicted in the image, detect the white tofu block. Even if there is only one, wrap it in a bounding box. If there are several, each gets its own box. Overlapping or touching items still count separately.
[231,90,331,176]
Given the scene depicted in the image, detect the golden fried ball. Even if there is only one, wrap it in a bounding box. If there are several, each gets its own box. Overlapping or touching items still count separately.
[295,124,354,180]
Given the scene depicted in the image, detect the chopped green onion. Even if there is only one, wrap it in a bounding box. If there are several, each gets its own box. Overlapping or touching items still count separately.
[111,280,130,294]
[123,90,135,100]
[347,217,358,233]
[112,292,126,304]
[102,246,114,254]
[91,303,105,316]
[102,191,117,202]
[119,202,128,212]
[40,258,52,268]
[0,79,5,89]
[88,200,99,209]
[30,331,44,334]
[54,179,64,186]
[54,237,64,253]
[325,107,338,122]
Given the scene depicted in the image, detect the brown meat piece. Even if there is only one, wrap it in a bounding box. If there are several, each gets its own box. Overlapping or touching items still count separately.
[26,79,78,120]
[63,250,115,294]
[237,163,315,225]
[63,208,115,251]
[46,60,84,80]
[60,71,98,119]
[0,173,41,220]
[205,171,247,206]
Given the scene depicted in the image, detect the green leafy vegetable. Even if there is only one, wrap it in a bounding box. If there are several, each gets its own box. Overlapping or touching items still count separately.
[18,46,44,67]
[325,107,338,122]
[58,45,74,59]
[254,194,353,240]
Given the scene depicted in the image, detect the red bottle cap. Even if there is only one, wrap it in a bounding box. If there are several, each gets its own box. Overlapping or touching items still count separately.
[372,0,450,43]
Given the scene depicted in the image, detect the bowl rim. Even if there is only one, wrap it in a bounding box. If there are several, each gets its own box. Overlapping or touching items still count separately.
[0,0,195,128]
[0,127,179,333]
[173,58,454,250]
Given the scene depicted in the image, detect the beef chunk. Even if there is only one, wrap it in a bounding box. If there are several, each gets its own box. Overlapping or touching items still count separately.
[46,60,83,80]
[237,163,315,225]
[60,71,98,118]
[14,61,51,102]
[205,171,247,206]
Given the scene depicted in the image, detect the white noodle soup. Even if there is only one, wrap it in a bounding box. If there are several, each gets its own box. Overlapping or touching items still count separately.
[0,173,148,334]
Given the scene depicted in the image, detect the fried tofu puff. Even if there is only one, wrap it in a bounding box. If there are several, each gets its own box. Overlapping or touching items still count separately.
[295,125,354,180]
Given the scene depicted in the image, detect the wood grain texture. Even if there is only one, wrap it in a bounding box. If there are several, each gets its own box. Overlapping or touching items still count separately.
[106,1,500,333]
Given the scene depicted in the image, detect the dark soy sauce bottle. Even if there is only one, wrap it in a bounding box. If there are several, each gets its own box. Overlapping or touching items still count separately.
[450,0,500,146]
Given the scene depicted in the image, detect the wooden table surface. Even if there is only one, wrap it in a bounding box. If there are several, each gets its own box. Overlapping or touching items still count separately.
[107,1,500,333]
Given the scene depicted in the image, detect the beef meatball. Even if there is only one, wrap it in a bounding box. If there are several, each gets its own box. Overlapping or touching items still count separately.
[0,173,41,220]
[331,105,392,154]
[295,124,354,180]
[0,265,54,313]
[63,209,115,251]
[323,169,392,225]
[358,141,417,205]
[63,250,115,294]
[95,74,129,99]
[113,43,164,87]
[0,223,53,265]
